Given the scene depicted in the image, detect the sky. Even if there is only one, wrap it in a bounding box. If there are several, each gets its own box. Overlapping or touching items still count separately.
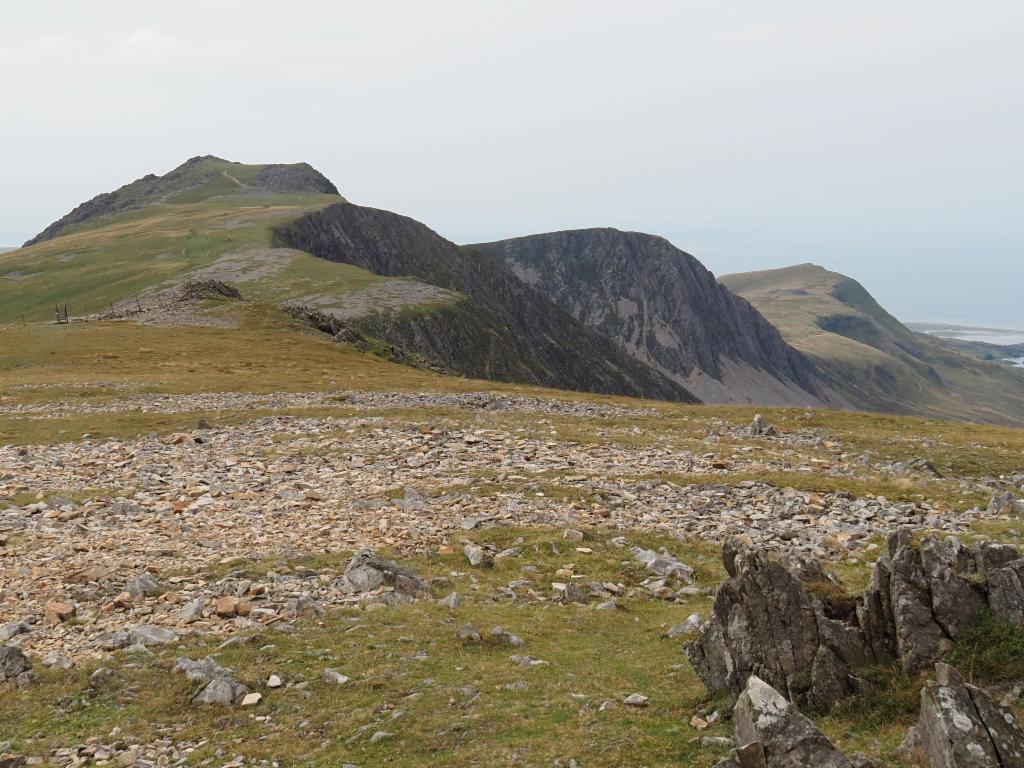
[2,1,1022,328]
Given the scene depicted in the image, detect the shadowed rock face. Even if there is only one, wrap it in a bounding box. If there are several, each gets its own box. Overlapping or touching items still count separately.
[688,543,869,710]
[468,229,832,406]
[25,156,340,246]
[274,205,700,403]
[690,532,1024,711]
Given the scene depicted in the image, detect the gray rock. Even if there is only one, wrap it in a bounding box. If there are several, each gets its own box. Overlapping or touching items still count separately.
[125,572,161,600]
[192,676,248,707]
[323,668,350,685]
[909,663,1024,768]
[294,595,326,619]
[456,624,481,643]
[731,675,854,767]
[988,559,1024,626]
[464,543,493,568]
[172,656,228,683]
[687,542,831,701]
[666,613,702,638]
[0,645,31,682]
[698,531,1024,712]
[41,651,73,670]
[438,592,460,609]
[341,549,428,596]
[129,625,178,647]
[0,622,31,644]
[919,536,987,639]
[178,598,205,623]
[633,546,694,582]
[490,627,525,647]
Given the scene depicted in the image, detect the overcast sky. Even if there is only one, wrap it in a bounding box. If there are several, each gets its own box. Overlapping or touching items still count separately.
[3,2,1022,327]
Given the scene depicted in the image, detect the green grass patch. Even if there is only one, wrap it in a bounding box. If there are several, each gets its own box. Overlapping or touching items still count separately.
[948,612,1024,686]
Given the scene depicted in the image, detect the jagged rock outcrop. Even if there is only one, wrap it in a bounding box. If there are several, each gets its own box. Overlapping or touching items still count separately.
[713,675,858,768]
[900,663,1024,768]
[688,540,869,710]
[274,204,699,403]
[859,530,1024,674]
[469,229,837,406]
[690,532,1024,710]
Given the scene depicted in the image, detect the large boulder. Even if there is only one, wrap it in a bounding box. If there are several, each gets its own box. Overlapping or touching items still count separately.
[902,663,1024,768]
[714,675,855,768]
[192,676,249,707]
[0,645,32,684]
[339,550,428,601]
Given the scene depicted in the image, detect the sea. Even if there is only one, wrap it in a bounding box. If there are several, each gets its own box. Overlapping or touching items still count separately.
[913,325,1024,368]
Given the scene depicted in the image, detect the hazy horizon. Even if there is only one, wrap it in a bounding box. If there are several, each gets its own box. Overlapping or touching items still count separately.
[3,2,1021,328]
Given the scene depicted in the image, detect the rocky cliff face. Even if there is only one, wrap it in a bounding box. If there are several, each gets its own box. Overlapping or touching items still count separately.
[274,206,699,403]
[25,156,340,246]
[468,229,835,406]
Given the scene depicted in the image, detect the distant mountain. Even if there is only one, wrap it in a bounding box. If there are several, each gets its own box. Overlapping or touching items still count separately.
[722,264,1024,425]
[468,229,842,406]
[0,247,15,254]
[14,155,1023,421]
[24,156,341,246]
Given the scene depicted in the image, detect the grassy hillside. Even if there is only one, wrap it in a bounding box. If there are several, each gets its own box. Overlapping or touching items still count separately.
[0,157,467,327]
[722,263,1024,425]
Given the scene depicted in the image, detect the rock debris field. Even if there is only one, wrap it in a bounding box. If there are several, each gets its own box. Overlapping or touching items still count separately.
[0,389,1003,669]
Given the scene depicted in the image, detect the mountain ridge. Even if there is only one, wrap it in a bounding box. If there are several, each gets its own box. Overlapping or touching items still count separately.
[8,154,1023,424]
[469,229,842,407]
[273,205,699,402]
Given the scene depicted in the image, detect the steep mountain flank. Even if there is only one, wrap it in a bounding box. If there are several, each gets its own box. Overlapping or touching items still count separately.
[274,206,698,402]
[469,229,837,406]
[722,264,1024,425]
[25,156,340,246]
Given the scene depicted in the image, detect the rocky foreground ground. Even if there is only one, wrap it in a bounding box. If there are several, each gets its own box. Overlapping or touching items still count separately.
[2,388,1023,767]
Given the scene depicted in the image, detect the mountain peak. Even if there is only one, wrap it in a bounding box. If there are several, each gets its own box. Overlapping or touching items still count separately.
[25,157,341,246]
